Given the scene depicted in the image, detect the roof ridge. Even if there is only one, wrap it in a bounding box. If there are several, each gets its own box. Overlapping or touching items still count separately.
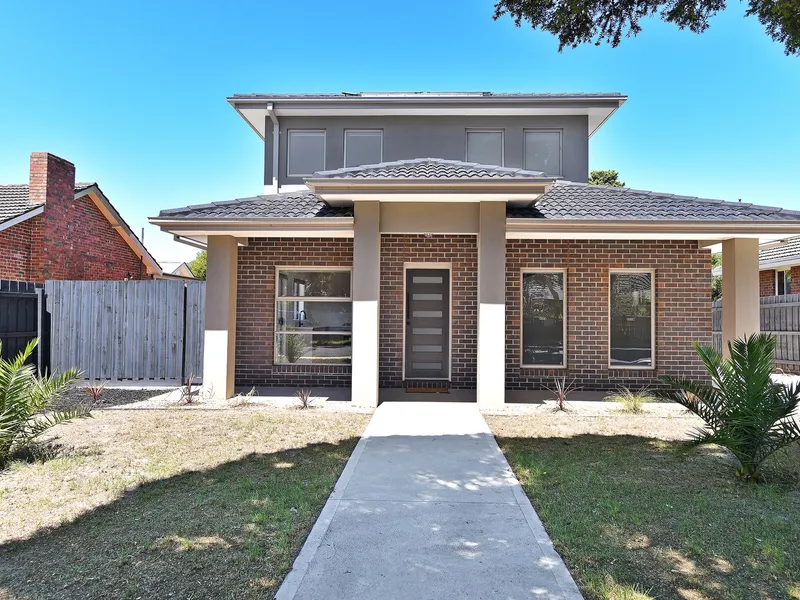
[312,157,548,179]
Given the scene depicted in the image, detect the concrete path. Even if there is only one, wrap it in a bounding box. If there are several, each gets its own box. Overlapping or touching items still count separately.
[276,402,583,600]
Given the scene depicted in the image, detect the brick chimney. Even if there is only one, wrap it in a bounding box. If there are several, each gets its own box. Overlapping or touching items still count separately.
[29,152,75,206]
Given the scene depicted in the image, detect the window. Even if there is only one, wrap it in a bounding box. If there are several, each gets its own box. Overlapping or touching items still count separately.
[466,130,504,166]
[521,271,566,367]
[609,271,654,368]
[524,130,562,175]
[287,130,326,177]
[777,269,792,295]
[344,130,383,168]
[275,269,352,365]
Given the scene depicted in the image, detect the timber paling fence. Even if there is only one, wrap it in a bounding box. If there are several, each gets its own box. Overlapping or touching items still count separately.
[46,279,205,382]
[712,294,800,368]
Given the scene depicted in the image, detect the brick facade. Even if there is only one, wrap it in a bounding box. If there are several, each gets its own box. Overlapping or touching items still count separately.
[760,269,776,296]
[0,153,148,282]
[506,240,711,390]
[379,234,478,389]
[235,238,354,388]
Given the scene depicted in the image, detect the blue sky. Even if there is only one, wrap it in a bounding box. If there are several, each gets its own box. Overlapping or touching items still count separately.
[1,0,797,263]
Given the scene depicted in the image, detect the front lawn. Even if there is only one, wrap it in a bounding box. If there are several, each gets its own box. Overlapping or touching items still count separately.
[488,412,800,600]
[0,408,369,599]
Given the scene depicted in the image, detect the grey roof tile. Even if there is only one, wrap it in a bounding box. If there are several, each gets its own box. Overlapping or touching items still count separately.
[0,183,98,224]
[760,236,800,262]
[507,183,800,221]
[313,158,548,179]
[157,191,353,219]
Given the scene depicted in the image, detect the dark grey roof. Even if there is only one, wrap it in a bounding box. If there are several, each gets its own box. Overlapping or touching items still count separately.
[230,92,625,101]
[0,182,95,224]
[760,237,800,262]
[157,191,353,220]
[507,183,800,221]
[313,158,548,180]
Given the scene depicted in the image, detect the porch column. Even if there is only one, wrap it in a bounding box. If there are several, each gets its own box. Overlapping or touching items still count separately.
[352,201,380,407]
[721,237,760,356]
[477,201,506,409]
[203,235,238,400]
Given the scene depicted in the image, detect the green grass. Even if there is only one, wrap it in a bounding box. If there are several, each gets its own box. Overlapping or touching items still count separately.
[0,409,369,599]
[488,414,800,600]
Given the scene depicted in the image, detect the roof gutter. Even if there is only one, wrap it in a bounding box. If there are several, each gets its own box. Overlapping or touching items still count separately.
[506,219,800,235]
[267,103,279,193]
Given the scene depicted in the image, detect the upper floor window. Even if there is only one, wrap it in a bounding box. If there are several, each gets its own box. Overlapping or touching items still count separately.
[466,130,504,166]
[287,130,326,177]
[344,130,383,168]
[524,130,562,176]
[777,269,792,295]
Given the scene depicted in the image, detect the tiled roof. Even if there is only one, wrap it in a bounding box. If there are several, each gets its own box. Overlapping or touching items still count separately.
[157,191,353,219]
[507,183,800,221]
[313,158,548,179]
[760,237,800,262]
[230,92,625,101]
[0,182,95,224]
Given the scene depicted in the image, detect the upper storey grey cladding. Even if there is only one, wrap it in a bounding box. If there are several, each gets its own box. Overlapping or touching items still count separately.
[227,92,626,188]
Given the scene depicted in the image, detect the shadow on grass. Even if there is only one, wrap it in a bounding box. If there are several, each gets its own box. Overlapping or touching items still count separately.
[496,433,800,600]
[0,438,359,600]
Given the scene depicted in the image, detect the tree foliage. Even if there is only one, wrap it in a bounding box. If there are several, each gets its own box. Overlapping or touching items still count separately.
[0,340,86,465]
[589,169,625,187]
[190,250,207,280]
[653,334,800,480]
[494,0,800,56]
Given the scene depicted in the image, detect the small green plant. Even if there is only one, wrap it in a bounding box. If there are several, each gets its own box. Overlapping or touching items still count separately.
[605,386,654,413]
[284,335,308,364]
[230,386,258,407]
[295,389,313,409]
[0,339,86,465]
[654,333,800,480]
[546,375,578,412]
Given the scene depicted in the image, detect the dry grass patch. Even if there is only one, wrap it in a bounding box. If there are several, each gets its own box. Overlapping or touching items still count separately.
[0,408,369,599]
[488,412,800,600]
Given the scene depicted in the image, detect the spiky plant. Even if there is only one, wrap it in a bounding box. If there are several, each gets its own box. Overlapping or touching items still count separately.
[546,375,578,412]
[0,339,86,465]
[605,386,654,414]
[653,334,800,480]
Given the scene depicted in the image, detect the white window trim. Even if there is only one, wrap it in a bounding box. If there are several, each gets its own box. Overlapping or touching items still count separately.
[402,262,453,381]
[523,129,563,176]
[344,129,383,168]
[776,268,792,295]
[286,130,326,178]
[520,268,567,369]
[274,266,352,365]
[465,129,505,166]
[608,269,656,370]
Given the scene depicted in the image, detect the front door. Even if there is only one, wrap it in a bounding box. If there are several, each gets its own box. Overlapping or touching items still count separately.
[405,268,450,380]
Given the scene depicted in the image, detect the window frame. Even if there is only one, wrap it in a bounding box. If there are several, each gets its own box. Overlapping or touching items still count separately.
[286,130,327,178]
[608,268,656,370]
[519,268,567,369]
[776,268,792,296]
[273,266,353,365]
[465,129,505,166]
[523,129,563,176]
[344,129,383,168]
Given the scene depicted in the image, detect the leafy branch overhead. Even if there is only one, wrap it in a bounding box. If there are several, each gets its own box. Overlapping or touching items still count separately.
[493,0,800,56]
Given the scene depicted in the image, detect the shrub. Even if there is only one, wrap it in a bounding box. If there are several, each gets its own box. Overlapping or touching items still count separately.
[653,333,800,480]
[0,339,86,465]
[295,389,313,409]
[546,375,578,412]
[605,386,654,413]
[83,380,106,404]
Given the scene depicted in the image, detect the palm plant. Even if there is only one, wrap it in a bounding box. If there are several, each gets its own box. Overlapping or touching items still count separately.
[653,334,800,480]
[0,339,86,465]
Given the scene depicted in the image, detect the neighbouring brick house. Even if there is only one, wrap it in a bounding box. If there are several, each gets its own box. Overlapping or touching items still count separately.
[151,91,800,406]
[0,152,164,282]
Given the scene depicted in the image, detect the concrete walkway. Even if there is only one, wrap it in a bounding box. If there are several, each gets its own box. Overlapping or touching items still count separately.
[276,402,583,600]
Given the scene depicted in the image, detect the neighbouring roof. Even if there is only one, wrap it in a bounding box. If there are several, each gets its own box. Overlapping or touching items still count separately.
[0,182,95,224]
[158,191,353,220]
[312,158,549,180]
[230,91,626,101]
[156,179,800,223]
[760,236,800,263]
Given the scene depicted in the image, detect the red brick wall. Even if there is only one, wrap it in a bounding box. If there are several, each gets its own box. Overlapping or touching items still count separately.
[235,238,353,388]
[506,240,711,391]
[379,234,478,389]
[760,269,776,296]
[0,217,35,280]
